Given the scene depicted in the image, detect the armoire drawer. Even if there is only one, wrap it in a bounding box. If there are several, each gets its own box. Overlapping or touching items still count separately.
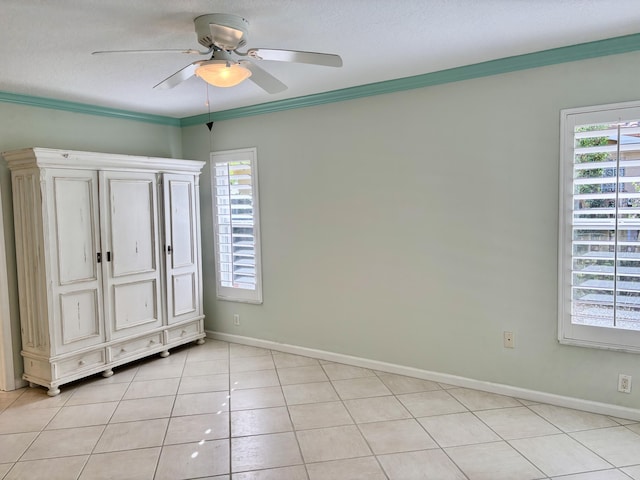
[56,350,106,377]
[109,333,164,362]
[166,321,202,343]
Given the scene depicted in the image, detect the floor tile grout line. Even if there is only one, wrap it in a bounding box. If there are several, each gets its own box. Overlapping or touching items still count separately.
[623,423,640,434]
[156,341,232,478]
[151,344,195,480]
[421,389,607,479]
[106,350,185,477]
[273,354,395,476]
[9,428,43,465]
[507,431,618,479]
[113,344,184,479]
[227,341,233,478]
[463,407,548,478]
[385,378,471,480]
[521,402,625,472]
[6,371,135,470]
[12,387,81,467]
[73,379,131,479]
[369,365,508,479]
[324,361,389,480]
[562,429,622,471]
[315,365,616,479]
[522,402,569,434]
[524,401,640,435]
[270,348,310,480]
[3,429,46,478]
[464,407,561,478]
[505,435,562,479]
[320,361,396,479]
[3,340,640,479]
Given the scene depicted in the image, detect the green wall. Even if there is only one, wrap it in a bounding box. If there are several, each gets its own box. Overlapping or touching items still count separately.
[0,102,183,387]
[2,50,640,410]
[182,51,640,409]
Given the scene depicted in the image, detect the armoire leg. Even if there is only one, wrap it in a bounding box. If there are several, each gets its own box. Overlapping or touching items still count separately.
[47,386,60,397]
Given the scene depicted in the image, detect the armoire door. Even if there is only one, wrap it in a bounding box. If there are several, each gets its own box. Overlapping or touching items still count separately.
[46,169,105,354]
[163,174,200,324]
[100,171,162,340]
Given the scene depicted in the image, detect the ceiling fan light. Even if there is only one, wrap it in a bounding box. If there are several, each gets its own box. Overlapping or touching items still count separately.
[195,60,251,87]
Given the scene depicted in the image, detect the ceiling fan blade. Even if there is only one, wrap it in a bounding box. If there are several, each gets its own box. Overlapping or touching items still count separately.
[247,48,342,67]
[92,48,211,55]
[243,62,287,94]
[153,62,200,90]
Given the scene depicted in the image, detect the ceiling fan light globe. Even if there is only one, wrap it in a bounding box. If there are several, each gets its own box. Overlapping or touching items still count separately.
[195,60,252,87]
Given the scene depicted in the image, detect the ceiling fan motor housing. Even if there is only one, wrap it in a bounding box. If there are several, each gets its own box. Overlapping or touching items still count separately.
[195,13,249,51]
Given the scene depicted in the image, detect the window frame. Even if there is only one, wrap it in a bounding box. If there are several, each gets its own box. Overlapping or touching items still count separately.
[559,100,640,353]
[211,147,263,304]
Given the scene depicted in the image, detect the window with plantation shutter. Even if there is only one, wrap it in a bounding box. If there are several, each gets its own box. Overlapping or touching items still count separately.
[559,101,640,353]
[211,148,262,304]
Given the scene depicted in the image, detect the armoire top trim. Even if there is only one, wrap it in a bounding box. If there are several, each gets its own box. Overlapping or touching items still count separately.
[2,32,640,127]
[3,147,205,173]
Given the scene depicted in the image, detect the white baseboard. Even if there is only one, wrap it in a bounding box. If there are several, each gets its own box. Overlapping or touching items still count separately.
[207,330,640,422]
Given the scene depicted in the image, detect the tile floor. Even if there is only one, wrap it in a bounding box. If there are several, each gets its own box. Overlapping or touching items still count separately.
[0,339,639,479]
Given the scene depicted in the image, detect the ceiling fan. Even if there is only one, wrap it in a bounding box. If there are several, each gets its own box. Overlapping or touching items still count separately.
[93,13,343,93]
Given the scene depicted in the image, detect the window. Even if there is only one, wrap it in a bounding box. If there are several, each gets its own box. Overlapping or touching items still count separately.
[211,148,262,304]
[602,167,625,193]
[559,101,640,353]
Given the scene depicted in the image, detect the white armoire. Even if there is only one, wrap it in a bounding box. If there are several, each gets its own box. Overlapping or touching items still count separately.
[4,148,206,396]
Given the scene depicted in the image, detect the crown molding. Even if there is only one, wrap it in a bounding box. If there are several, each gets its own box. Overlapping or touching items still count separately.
[0,91,181,126]
[2,32,640,128]
[180,32,640,126]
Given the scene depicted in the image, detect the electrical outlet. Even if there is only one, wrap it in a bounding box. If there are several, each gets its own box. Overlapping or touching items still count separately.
[233,314,240,326]
[503,331,515,349]
[618,374,632,393]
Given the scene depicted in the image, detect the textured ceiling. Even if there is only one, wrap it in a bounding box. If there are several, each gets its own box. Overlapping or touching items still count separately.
[2,0,640,118]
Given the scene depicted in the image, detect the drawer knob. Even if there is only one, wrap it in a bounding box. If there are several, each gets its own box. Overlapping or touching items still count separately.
[120,348,126,353]
[149,339,156,345]
[78,360,85,366]
[181,330,187,336]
